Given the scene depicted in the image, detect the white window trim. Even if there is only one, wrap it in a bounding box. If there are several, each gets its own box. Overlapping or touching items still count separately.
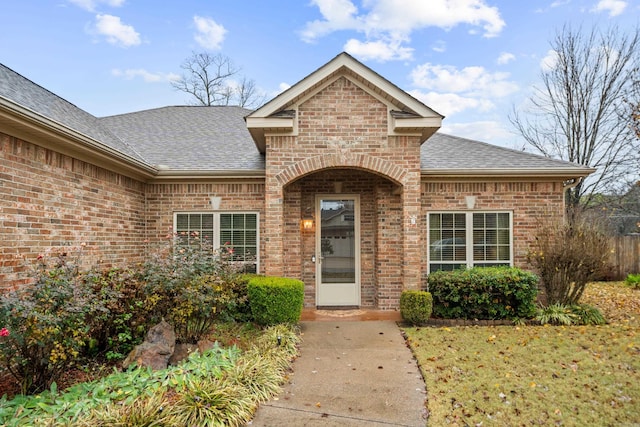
[173,211,260,273]
[427,211,513,273]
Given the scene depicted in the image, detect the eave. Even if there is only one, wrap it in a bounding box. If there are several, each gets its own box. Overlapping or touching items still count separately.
[421,167,596,180]
[0,96,157,181]
[151,169,266,182]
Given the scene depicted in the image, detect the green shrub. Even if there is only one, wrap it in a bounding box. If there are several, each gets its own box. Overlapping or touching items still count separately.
[83,267,150,361]
[428,267,538,320]
[625,273,640,289]
[400,290,433,325]
[247,277,304,325]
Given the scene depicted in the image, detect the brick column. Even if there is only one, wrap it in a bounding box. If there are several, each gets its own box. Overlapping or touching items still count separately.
[402,172,422,290]
[263,177,284,276]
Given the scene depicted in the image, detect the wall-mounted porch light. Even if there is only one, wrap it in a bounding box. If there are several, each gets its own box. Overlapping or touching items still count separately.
[301,217,314,230]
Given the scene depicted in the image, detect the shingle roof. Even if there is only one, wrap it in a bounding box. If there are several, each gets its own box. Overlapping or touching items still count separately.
[1,63,591,177]
[0,64,146,164]
[99,106,264,171]
[422,133,594,175]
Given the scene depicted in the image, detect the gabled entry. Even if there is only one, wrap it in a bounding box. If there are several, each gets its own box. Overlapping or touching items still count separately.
[316,194,360,307]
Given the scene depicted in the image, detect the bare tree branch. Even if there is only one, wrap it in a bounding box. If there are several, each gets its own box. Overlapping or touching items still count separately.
[171,52,266,109]
[510,24,640,210]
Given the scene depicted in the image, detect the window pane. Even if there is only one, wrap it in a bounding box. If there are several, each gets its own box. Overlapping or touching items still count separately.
[485,213,497,228]
[473,229,484,245]
[176,214,189,230]
[202,214,213,229]
[429,213,466,268]
[497,213,509,228]
[473,214,484,228]
[429,263,466,272]
[189,214,201,229]
[498,245,510,261]
[220,213,257,263]
[472,212,511,266]
[429,214,441,230]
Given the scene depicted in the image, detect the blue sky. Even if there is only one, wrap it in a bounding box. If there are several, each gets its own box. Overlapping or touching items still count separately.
[1,0,638,148]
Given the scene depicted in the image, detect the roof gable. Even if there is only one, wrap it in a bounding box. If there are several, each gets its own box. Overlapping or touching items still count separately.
[246,52,443,152]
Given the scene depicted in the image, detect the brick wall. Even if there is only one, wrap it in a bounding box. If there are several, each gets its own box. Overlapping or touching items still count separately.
[263,77,424,307]
[144,181,265,263]
[0,132,146,291]
[421,180,565,282]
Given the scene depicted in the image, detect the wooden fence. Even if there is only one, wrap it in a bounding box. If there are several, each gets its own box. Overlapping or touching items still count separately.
[609,235,640,280]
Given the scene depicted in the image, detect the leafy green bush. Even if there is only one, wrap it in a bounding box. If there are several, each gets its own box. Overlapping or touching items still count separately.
[0,251,105,394]
[527,219,611,305]
[400,290,433,325]
[83,267,150,361]
[247,277,304,325]
[428,267,538,320]
[625,273,640,289]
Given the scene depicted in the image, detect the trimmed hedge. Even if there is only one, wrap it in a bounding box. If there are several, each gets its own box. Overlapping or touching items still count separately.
[247,276,304,325]
[428,267,538,320]
[400,290,433,325]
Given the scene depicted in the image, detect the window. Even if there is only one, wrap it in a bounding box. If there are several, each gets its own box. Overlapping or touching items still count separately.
[174,212,259,273]
[428,212,512,273]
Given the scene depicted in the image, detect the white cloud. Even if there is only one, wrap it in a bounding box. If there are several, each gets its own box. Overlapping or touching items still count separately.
[410,63,519,98]
[93,14,140,47]
[497,52,515,65]
[193,16,227,50]
[432,40,447,53]
[112,68,179,83]
[278,82,291,92]
[409,90,494,116]
[591,0,627,16]
[69,0,125,12]
[301,0,505,62]
[344,37,413,62]
[540,49,559,72]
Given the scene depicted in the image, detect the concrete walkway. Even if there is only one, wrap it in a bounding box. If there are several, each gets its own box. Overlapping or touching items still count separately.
[249,318,427,426]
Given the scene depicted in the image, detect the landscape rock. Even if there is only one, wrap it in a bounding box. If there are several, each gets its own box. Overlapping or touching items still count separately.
[122,319,176,370]
[169,343,198,365]
[198,338,216,354]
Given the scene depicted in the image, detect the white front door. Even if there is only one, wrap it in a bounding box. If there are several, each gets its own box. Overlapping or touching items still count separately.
[316,195,360,306]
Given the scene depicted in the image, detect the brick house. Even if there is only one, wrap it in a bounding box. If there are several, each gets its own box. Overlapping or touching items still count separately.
[0,53,593,309]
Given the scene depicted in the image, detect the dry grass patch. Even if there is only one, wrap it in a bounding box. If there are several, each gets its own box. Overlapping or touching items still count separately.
[404,282,639,426]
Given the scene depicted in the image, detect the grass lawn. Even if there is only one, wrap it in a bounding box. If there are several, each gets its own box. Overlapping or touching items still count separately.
[404,282,639,426]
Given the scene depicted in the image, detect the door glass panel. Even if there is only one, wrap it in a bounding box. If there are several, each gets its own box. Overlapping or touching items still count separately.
[320,199,355,283]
